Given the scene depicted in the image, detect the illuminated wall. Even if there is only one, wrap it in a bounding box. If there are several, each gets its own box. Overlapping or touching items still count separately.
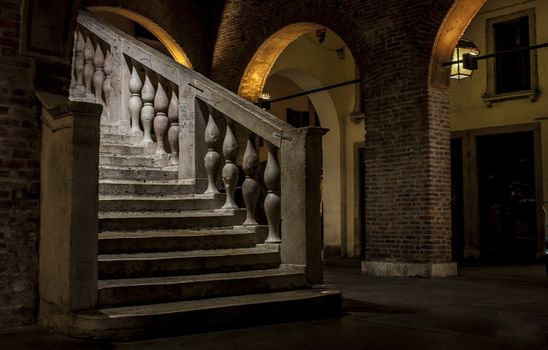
[261,30,364,256]
[450,0,548,199]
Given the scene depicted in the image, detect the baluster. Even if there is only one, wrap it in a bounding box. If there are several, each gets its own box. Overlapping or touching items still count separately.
[83,36,95,97]
[221,120,239,209]
[140,71,155,144]
[93,43,105,106]
[74,31,85,96]
[128,65,143,136]
[204,110,221,194]
[70,31,77,90]
[153,80,169,155]
[242,134,260,225]
[167,90,179,165]
[264,143,281,243]
[102,50,112,118]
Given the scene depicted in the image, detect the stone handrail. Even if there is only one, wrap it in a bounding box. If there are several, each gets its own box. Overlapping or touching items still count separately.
[75,9,288,145]
[71,9,325,283]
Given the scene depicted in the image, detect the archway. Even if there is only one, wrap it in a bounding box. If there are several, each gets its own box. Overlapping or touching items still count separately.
[429,0,486,90]
[240,25,363,257]
[87,6,192,67]
[431,0,547,262]
[238,23,320,102]
[270,69,344,255]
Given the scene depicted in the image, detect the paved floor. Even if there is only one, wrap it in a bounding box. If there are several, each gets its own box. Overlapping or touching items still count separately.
[1,261,547,349]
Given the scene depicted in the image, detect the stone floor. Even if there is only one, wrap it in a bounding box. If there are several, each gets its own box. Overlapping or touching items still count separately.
[1,260,547,349]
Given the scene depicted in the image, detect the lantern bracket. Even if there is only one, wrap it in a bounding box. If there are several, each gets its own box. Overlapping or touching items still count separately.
[443,41,548,69]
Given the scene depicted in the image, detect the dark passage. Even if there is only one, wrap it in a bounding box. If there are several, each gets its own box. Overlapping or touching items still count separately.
[477,131,537,262]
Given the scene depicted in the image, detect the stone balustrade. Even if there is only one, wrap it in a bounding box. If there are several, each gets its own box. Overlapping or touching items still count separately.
[71,9,326,283]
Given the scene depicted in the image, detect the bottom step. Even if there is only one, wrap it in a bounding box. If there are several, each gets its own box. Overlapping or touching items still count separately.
[70,289,341,340]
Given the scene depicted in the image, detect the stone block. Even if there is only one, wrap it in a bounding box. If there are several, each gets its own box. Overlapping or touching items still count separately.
[362,261,458,278]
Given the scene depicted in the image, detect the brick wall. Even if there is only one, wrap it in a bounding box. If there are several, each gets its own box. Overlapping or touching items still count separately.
[210,0,456,263]
[0,0,40,328]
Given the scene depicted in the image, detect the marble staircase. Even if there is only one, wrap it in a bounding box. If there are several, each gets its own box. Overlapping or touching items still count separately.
[37,9,339,340]
[66,130,340,339]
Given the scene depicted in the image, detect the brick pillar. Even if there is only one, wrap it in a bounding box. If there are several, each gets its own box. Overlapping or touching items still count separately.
[0,0,41,328]
[361,87,456,278]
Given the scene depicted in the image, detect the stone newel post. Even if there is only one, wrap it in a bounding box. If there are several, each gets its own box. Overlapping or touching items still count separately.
[280,127,327,284]
[37,92,102,333]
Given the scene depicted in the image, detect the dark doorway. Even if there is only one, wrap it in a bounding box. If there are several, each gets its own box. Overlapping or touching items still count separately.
[451,138,464,262]
[477,131,537,262]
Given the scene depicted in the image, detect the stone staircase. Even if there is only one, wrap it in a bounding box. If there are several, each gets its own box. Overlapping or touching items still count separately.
[35,9,339,340]
[66,128,340,339]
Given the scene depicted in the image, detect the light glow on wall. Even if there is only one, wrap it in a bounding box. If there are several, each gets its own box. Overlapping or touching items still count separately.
[88,6,192,67]
[238,23,319,102]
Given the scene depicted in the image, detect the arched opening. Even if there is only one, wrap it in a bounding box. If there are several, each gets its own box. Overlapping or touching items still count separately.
[87,6,192,67]
[240,25,364,257]
[238,23,319,102]
[429,0,486,90]
[432,0,547,263]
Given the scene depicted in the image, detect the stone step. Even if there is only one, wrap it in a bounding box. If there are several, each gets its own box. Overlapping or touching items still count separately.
[99,154,170,168]
[97,266,305,307]
[99,181,194,197]
[98,226,266,254]
[98,245,280,279]
[100,133,143,145]
[100,124,128,135]
[70,289,342,340]
[99,165,178,181]
[98,209,246,231]
[98,194,224,212]
[100,143,147,156]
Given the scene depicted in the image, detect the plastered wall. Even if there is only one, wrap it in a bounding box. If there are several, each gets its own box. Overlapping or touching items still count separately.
[263,31,364,256]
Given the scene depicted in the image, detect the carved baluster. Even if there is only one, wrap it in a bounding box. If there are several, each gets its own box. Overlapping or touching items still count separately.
[242,134,260,225]
[93,43,105,106]
[221,120,239,209]
[204,109,221,194]
[102,50,112,118]
[70,31,77,90]
[140,71,155,144]
[92,44,105,108]
[128,65,143,136]
[153,80,169,155]
[74,31,85,96]
[264,143,281,243]
[167,90,179,165]
[83,36,95,97]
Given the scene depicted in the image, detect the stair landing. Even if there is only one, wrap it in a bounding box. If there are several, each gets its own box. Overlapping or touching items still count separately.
[70,289,341,340]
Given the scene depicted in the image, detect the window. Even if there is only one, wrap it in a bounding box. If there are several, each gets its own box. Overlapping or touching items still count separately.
[494,16,530,93]
[286,105,320,128]
[286,108,309,128]
[483,9,538,106]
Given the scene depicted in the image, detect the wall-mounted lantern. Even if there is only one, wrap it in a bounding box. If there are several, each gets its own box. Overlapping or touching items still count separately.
[450,38,480,80]
[258,92,271,110]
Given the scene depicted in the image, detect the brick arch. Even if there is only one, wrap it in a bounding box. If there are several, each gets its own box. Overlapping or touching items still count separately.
[81,0,212,74]
[210,0,367,95]
[430,0,486,90]
[87,6,192,67]
[237,23,320,102]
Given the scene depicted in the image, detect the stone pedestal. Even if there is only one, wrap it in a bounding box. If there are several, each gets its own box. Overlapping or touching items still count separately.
[281,127,327,284]
[37,92,102,334]
[362,261,458,278]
